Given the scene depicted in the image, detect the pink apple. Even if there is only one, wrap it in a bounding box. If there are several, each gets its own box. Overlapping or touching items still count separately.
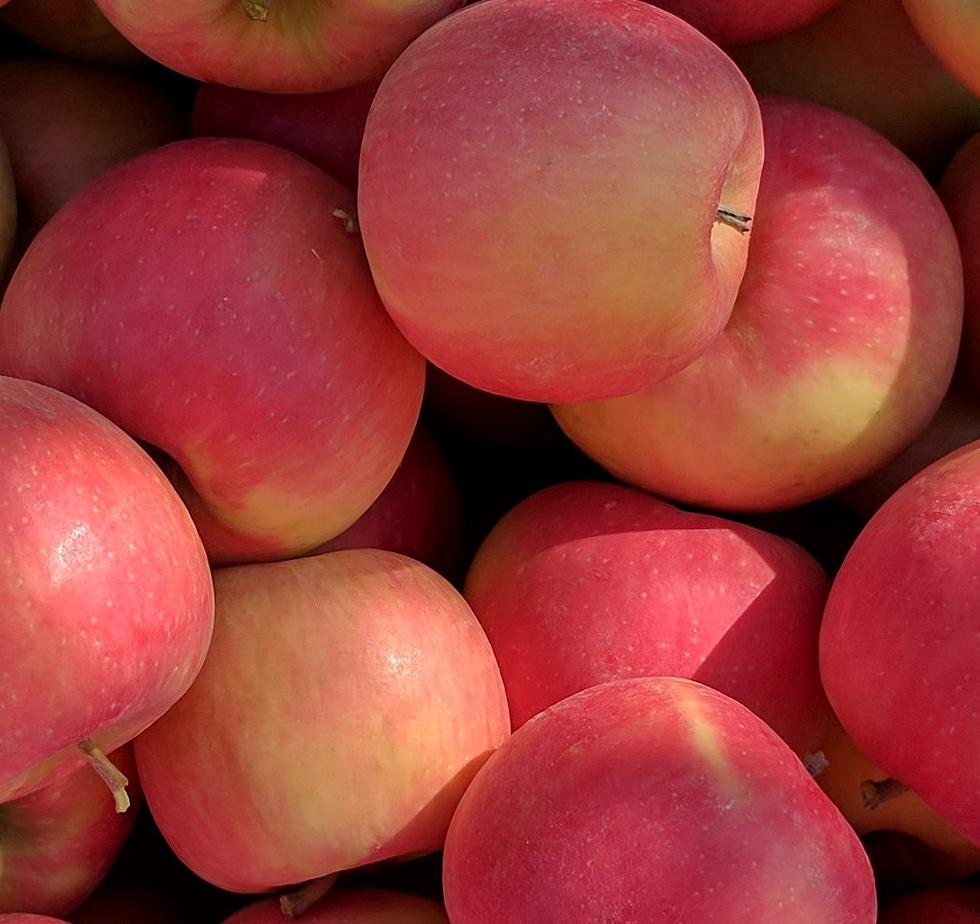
[553,97,963,512]
[0,375,213,809]
[358,0,764,403]
[645,0,840,47]
[464,480,833,755]
[310,427,463,580]
[191,81,378,191]
[902,0,980,98]
[134,549,509,893]
[92,0,460,92]
[0,58,185,241]
[0,748,139,917]
[223,888,448,924]
[0,138,425,564]
[880,885,980,922]
[444,677,876,923]
[0,0,140,65]
[820,440,980,845]
[940,133,980,388]
[732,0,980,177]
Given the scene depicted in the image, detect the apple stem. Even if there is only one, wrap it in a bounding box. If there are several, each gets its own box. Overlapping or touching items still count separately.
[715,205,752,234]
[78,739,131,813]
[332,208,359,235]
[279,873,339,919]
[861,777,909,810]
[241,0,270,21]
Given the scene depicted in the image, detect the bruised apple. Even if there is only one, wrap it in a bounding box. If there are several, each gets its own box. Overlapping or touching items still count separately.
[359,0,764,403]
[443,677,876,923]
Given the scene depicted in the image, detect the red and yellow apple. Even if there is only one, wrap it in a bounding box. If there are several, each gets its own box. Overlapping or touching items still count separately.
[359,0,764,403]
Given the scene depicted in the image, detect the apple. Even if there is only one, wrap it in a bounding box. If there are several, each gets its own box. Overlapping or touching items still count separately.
[191,80,378,191]
[134,549,509,893]
[0,748,139,918]
[0,58,185,242]
[553,97,963,512]
[223,888,448,924]
[0,375,213,811]
[820,439,980,846]
[443,677,876,923]
[902,0,980,99]
[92,0,460,92]
[0,138,425,565]
[0,0,140,65]
[464,480,834,756]
[939,133,980,389]
[0,916,69,923]
[732,0,980,178]
[815,719,980,882]
[310,427,463,580]
[880,885,980,922]
[643,0,840,47]
[358,0,764,403]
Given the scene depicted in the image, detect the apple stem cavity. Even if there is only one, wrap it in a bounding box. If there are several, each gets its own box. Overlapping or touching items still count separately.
[860,776,909,810]
[715,205,752,234]
[241,0,270,22]
[279,873,339,919]
[78,738,131,813]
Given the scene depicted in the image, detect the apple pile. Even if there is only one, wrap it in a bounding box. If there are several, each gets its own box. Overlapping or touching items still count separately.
[0,0,978,921]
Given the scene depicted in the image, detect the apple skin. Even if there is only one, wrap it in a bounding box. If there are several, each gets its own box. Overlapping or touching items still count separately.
[0,58,185,242]
[464,480,833,754]
[646,0,840,47]
[0,916,69,923]
[191,81,378,192]
[815,719,980,883]
[0,138,425,565]
[0,0,140,65]
[902,0,980,99]
[0,376,213,804]
[0,748,139,918]
[310,427,463,580]
[880,886,980,922]
[93,0,460,92]
[820,440,980,846]
[553,97,963,512]
[134,549,510,893]
[358,0,764,403]
[940,133,980,389]
[443,677,876,923]
[732,0,980,179]
[223,889,448,924]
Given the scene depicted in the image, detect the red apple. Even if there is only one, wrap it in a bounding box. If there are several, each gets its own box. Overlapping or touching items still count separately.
[359,0,764,403]
[553,97,963,512]
[310,427,463,580]
[940,133,980,389]
[0,376,213,810]
[464,480,833,755]
[0,747,139,918]
[443,677,876,923]
[223,889,448,924]
[880,885,980,922]
[0,0,140,65]
[0,58,185,242]
[902,0,980,99]
[644,0,841,47]
[134,549,509,893]
[732,0,980,177]
[191,81,378,191]
[92,0,459,92]
[820,440,980,846]
[0,138,425,564]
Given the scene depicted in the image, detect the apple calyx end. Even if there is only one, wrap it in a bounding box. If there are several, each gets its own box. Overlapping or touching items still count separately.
[241,0,270,22]
[715,204,752,234]
[78,738,131,813]
[860,776,909,810]
[279,872,339,919]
